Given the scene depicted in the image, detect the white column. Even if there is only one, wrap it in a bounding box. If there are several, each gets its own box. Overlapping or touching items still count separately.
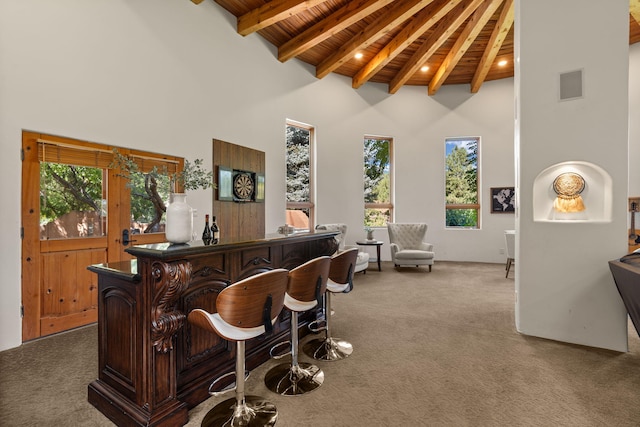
[515,0,630,351]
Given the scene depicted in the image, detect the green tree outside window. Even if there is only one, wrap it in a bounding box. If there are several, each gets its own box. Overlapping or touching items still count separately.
[445,137,479,228]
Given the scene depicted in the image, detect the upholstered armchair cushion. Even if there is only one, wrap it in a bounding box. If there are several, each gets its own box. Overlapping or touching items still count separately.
[345,244,370,273]
[387,223,435,270]
[315,224,370,273]
[315,223,347,251]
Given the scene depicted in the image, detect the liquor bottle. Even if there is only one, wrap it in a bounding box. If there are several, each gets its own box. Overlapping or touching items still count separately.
[202,214,212,245]
[211,216,220,243]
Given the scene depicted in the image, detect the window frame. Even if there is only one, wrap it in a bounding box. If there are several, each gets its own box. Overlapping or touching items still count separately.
[444,136,481,229]
[285,119,315,231]
[364,135,394,227]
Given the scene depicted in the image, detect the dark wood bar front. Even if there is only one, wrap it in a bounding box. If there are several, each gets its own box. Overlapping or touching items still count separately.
[87,231,338,427]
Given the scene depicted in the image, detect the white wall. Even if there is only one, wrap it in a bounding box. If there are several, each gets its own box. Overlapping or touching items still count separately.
[515,0,630,352]
[0,0,637,352]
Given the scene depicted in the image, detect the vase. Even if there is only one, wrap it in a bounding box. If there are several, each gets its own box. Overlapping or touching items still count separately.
[165,193,193,244]
[367,230,374,241]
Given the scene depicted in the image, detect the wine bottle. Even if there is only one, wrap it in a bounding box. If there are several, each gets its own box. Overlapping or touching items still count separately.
[202,214,212,245]
[211,216,220,243]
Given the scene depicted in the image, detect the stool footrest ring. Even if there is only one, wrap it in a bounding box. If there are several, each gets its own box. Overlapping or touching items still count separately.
[269,340,291,360]
[307,319,326,333]
[208,370,249,396]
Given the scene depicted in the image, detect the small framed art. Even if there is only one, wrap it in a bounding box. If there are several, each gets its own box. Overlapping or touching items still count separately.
[255,173,265,202]
[217,166,234,201]
[491,187,515,213]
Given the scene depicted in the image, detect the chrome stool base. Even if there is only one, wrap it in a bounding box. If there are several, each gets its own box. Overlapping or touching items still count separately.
[264,362,324,395]
[303,337,353,361]
[201,395,277,427]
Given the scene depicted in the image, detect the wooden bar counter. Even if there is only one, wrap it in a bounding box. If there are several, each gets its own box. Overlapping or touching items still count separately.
[87,231,338,427]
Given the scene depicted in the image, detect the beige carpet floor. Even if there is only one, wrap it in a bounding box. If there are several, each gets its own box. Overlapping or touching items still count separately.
[2,261,640,426]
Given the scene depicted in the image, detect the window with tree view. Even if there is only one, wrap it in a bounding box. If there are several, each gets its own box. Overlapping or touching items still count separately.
[445,137,479,228]
[111,150,180,235]
[364,137,393,227]
[40,162,106,240]
[286,121,314,230]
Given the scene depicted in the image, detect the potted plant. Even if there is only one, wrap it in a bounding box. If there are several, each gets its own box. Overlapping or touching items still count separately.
[364,226,375,241]
[111,149,215,244]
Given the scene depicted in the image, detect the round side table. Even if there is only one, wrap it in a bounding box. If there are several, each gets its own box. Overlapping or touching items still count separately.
[355,240,383,271]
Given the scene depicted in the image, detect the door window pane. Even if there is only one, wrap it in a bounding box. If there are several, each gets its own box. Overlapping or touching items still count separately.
[40,162,105,240]
[129,171,170,234]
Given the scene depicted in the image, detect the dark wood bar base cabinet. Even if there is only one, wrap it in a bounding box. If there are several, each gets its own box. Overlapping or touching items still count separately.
[87,232,337,427]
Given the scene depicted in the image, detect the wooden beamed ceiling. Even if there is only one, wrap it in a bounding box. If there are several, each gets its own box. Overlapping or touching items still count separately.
[197,0,640,95]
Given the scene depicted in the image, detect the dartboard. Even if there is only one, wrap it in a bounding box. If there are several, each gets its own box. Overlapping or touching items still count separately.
[233,172,254,200]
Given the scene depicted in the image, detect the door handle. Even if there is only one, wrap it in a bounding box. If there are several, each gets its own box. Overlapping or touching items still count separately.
[122,229,138,246]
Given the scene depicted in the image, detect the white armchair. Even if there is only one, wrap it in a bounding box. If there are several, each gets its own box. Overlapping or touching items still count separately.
[387,223,435,271]
[315,224,370,273]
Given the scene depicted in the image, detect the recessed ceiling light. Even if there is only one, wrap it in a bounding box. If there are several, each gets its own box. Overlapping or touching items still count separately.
[498,60,508,67]
[421,66,429,72]
[354,52,363,59]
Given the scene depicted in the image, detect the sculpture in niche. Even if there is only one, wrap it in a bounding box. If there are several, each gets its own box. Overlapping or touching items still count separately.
[553,172,586,213]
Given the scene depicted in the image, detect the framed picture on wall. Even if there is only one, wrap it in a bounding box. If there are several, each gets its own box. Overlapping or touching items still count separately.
[256,173,265,202]
[217,166,233,201]
[491,187,515,213]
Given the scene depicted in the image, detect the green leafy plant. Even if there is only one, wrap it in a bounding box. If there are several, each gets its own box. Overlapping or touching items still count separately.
[111,149,215,192]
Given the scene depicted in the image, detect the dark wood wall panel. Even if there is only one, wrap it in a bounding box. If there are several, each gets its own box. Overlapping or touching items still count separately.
[212,139,266,241]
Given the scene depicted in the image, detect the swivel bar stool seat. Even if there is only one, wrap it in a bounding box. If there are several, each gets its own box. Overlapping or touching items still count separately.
[264,256,331,395]
[303,248,358,361]
[188,268,289,427]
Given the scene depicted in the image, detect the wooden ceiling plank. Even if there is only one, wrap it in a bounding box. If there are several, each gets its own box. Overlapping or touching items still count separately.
[470,0,514,93]
[631,0,640,25]
[428,0,503,95]
[213,0,639,93]
[389,0,485,94]
[315,0,437,80]
[279,0,395,62]
[352,0,463,89]
[238,0,329,36]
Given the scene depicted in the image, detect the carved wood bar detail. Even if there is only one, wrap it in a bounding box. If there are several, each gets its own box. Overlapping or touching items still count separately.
[151,260,192,353]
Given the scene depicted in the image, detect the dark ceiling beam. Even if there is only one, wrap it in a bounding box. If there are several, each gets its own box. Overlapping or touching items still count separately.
[237,0,328,36]
[470,0,514,93]
[389,0,484,94]
[428,0,503,95]
[315,0,437,80]
[279,0,394,62]
[352,0,463,89]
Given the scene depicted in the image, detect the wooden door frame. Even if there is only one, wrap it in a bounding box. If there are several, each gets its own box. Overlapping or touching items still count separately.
[21,131,182,341]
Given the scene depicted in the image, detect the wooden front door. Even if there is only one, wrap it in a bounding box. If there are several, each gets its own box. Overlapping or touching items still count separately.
[21,131,182,341]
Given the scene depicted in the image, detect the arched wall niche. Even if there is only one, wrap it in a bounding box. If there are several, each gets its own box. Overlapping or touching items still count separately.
[533,161,612,223]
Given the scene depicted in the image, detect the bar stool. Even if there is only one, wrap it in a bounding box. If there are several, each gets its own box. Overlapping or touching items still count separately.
[303,248,358,361]
[264,256,331,395]
[187,268,289,427]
